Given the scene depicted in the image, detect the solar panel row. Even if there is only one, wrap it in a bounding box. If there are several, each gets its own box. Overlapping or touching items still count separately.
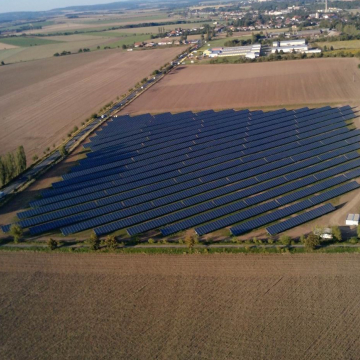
[28,126,357,211]
[265,203,336,235]
[159,163,360,237]
[63,108,351,181]
[86,106,332,152]
[1,106,358,239]
[77,108,302,168]
[24,151,359,235]
[36,112,355,203]
[16,135,360,232]
[49,116,353,193]
[229,181,360,236]
[117,157,360,237]
[82,106,346,164]
[67,105,348,177]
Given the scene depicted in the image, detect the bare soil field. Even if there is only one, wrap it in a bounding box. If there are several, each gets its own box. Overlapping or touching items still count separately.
[1,252,360,359]
[0,47,181,160]
[0,37,115,63]
[0,42,18,50]
[24,14,180,35]
[123,58,360,115]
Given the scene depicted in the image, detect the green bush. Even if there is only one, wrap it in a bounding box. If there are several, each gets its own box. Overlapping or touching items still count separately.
[349,237,358,244]
[303,233,320,250]
[10,224,23,244]
[103,235,117,250]
[88,232,100,250]
[279,235,291,246]
[47,238,58,250]
[332,226,342,242]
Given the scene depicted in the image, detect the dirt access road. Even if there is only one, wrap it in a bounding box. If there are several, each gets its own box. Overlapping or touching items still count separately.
[123,58,360,115]
[1,252,360,359]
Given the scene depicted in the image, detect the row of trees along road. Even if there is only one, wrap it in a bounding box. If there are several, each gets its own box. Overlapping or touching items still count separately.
[0,146,26,187]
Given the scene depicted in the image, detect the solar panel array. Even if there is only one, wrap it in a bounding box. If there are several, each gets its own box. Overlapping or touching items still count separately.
[2,106,360,238]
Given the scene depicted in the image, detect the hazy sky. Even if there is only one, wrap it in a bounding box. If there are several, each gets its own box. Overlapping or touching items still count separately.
[0,0,117,13]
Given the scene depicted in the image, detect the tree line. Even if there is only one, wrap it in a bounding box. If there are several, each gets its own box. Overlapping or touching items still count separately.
[0,146,26,187]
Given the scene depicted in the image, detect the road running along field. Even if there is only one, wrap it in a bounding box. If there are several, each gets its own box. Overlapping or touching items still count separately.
[0,47,181,161]
[123,57,360,115]
[1,252,360,359]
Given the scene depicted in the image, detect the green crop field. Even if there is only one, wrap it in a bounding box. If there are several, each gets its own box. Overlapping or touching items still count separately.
[82,14,170,25]
[0,36,63,47]
[94,34,151,49]
[315,40,360,50]
[0,21,55,31]
[85,31,133,37]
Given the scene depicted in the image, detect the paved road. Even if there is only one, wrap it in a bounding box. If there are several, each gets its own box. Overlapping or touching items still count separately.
[0,72,166,198]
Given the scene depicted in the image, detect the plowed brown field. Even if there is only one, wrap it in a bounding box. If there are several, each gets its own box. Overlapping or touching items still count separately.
[123,58,360,115]
[1,252,360,359]
[0,47,181,160]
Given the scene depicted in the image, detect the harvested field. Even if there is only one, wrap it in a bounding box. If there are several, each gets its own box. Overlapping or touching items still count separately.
[1,252,360,359]
[0,47,181,160]
[0,42,18,50]
[0,37,115,63]
[0,37,62,47]
[123,58,360,115]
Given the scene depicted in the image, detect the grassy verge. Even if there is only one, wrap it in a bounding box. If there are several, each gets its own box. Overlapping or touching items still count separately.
[2,243,360,254]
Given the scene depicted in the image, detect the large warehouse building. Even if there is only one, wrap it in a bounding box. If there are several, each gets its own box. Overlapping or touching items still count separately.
[271,38,321,54]
[204,44,261,59]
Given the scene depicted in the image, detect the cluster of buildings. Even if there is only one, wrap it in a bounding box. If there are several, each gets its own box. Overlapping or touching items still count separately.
[167,27,205,37]
[270,39,321,54]
[202,38,321,60]
[204,44,261,59]
[134,39,199,48]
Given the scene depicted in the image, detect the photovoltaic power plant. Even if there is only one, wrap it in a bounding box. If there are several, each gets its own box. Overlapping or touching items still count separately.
[2,106,360,238]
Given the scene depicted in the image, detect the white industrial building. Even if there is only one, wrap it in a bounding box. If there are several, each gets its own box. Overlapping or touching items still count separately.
[273,39,306,47]
[271,45,307,53]
[346,214,360,226]
[271,38,321,54]
[205,44,261,59]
